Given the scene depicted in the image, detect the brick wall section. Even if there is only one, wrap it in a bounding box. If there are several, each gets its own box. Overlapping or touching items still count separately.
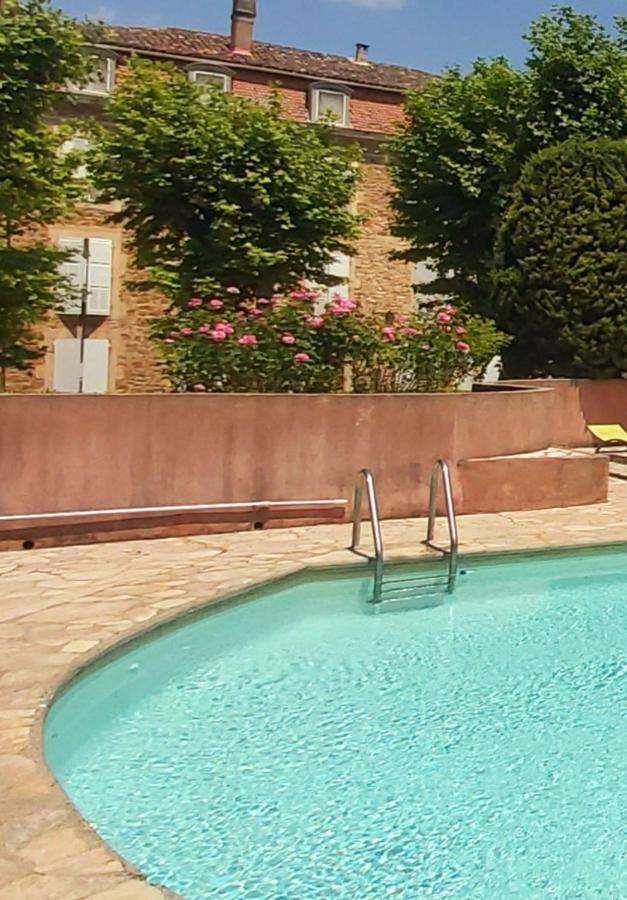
[232,72,405,134]
[353,161,413,314]
[232,72,308,120]
[350,91,404,134]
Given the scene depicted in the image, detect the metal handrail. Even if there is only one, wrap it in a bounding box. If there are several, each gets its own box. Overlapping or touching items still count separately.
[423,459,459,592]
[350,469,384,600]
[0,498,347,524]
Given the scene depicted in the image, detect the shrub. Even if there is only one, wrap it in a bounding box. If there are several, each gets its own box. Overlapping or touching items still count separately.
[492,137,627,377]
[155,290,507,393]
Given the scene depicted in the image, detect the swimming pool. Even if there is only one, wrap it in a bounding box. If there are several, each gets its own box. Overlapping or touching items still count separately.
[45,547,627,899]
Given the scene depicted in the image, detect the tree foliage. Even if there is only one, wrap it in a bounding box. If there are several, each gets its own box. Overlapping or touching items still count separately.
[492,138,627,377]
[390,6,627,313]
[90,59,361,300]
[0,0,88,381]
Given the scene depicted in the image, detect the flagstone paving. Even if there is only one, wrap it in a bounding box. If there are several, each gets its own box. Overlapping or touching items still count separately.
[3,479,627,898]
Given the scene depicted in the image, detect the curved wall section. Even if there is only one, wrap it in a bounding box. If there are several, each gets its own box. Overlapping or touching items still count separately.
[0,385,607,541]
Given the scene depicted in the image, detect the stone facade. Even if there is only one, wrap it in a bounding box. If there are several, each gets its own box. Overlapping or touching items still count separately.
[7,30,422,394]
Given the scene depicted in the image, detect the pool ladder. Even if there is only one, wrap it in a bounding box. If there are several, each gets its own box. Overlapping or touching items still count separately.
[350,461,459,606]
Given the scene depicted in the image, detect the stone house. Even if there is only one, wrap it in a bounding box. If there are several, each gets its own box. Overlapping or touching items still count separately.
[7,0,432,394]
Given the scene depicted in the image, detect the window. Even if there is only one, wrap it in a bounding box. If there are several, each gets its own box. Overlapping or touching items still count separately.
[413,260,446,308]
[53,339,109,393]
[75,53,115,96]
[312,252,351,313]
[311,88,349,126]
[60,135,90,180]
[189,69,230,93]
[58,237,113,315]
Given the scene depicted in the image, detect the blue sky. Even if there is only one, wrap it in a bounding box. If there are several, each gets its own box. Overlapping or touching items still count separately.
[58,0,622,73]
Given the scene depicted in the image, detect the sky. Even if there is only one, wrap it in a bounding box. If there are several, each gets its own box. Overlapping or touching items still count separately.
[57,0,622,73]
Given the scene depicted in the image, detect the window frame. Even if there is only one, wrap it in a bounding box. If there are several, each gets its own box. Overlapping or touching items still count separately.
[74,51,116,97]
[309,84,351,127]
[187,65,232,93]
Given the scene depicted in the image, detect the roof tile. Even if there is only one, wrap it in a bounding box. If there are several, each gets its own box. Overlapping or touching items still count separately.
[105,27,431,91]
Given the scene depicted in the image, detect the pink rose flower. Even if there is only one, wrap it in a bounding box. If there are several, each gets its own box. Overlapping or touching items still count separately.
[257,298,270,305]
[215,321,234,334]
[168,330,179,338]
[307,316,324,329]
[305,291,319,301]
[290,290,308,300]
[381,326,396,341]
[248,307,264,317]
[281,333,296,345]
[403,327,420,337]
[198,324,211,334]
[180,327,193,336]
[436,312,451,325]
[210,329,227,341]
[444,304,458,315]
[191,383,207,392]
[455,326,466,335]
[226,286,240,294]
[294,352,311,363]
[238,334,257,346]
[188,296,203,308]
[163,338,175,345]
[208,299,223,310]
[456,341,470,352]
[328,296,357,315]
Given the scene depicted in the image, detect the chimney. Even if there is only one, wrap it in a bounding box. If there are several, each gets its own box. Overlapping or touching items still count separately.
[230,0,256,55]
[355,43,370,64]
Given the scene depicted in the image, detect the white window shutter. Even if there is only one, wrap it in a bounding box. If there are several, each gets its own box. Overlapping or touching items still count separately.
[311,252,351,313]
[82,339,109,393]
[87,238,112,314]
[327,253,350,299]
[53,339,82,392]
[58,238,85,314]
[60,136,89,180]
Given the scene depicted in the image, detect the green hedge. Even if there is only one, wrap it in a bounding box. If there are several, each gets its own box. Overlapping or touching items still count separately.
[492,137,627,377]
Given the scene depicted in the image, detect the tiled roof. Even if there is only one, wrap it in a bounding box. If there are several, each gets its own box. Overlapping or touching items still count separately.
[104,27,431,92]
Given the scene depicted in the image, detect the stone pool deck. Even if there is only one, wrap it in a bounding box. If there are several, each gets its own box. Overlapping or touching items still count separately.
[3,479,627,899]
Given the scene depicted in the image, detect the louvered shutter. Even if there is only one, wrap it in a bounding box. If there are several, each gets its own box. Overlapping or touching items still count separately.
[58,238,85,314]
[82,339,109,392]
[327,253,350,299]
[311,252,351,313]
[86,238,112,314]
[53,339,81,392]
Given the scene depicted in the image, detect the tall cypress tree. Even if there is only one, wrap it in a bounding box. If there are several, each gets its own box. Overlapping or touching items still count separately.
[492,138,627,377]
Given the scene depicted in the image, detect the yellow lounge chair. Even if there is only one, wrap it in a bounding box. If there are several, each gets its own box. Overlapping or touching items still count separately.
[588,424,627,453]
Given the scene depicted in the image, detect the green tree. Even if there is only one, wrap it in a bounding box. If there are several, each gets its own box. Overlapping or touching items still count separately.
[0,0,88,386]
[89,58,360,301]
[390,6,627,313]
[492,138,627,377]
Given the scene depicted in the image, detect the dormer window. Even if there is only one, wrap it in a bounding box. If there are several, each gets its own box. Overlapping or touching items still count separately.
[310,85,350,126]
[188,68,231,93]
[76,52,116,96]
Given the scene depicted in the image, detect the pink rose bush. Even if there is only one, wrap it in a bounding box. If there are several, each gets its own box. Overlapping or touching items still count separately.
[154,287,506,393]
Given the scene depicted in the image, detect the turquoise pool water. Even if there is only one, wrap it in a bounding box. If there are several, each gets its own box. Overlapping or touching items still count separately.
[45,548,627,899]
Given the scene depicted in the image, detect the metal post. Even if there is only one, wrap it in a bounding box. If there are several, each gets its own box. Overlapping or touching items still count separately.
[77,237,90,394]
